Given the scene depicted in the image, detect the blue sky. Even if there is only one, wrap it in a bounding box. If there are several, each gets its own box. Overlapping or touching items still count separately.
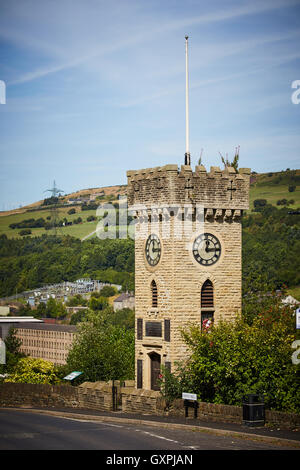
[0,0,300,210]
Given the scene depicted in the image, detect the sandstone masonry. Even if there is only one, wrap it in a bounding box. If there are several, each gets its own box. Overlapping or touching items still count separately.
[126,163,250,391]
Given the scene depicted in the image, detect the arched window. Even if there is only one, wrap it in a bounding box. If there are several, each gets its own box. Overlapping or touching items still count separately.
[151,280,158,308]
[201,279,214,308]
[201,280,214,329]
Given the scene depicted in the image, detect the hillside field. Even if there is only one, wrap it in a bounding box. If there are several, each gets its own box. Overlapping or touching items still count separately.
[0,170,299,240]
[249,169,300,209]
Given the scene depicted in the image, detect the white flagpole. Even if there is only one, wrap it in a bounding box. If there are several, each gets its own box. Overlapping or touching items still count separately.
[185,35,191,166]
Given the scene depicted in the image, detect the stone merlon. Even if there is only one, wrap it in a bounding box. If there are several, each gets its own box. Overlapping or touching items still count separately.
[126,164,251,210]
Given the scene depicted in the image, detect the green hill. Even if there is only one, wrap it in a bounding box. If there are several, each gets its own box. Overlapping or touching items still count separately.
[0,170,299,240]
[249,169,300,210]
[0,184,126,240]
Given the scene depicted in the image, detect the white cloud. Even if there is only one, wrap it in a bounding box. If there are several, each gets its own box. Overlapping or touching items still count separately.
[3,0,300,86]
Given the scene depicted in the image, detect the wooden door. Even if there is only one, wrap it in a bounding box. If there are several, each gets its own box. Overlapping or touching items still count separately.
[150,353,161,391]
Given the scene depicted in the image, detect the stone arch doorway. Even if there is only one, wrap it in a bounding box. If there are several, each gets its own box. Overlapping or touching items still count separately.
[149,352,161,391]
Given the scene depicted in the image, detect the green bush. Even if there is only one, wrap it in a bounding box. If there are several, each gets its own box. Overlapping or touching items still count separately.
[253,199,267,211]
[19,229,32,236]
[5,357,61,385]
[162,297,300,413]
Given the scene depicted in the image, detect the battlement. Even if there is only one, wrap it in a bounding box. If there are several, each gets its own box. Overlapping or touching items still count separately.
[127,164,251,210]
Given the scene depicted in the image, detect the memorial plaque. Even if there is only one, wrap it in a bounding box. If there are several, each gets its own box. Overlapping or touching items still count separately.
[146,321,162,337]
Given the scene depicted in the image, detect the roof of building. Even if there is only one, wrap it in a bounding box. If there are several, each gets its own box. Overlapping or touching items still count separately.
[14,322,77,333]
[0,316,43,323]
[114,293,135,303]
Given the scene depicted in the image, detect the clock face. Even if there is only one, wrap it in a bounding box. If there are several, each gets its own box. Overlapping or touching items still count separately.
[193,233,221,266]
[145,234,161,266]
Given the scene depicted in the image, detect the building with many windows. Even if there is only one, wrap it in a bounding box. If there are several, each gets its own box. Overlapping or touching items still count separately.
[15,323,76,365]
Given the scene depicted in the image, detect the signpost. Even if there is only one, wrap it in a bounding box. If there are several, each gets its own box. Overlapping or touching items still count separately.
[63,371,83,384]
[296,308,300,330]
[182,392,198,418]
[182,392,197,401]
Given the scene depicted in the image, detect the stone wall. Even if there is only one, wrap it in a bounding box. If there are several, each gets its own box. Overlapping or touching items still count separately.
[0,382,299,428]
[168,398,242,423]
[0,380,135,413]
[0,382,79,409]
[166,399,300,428]
[121,388,165,415]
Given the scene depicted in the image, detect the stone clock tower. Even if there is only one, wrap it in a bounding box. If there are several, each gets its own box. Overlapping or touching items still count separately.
[126,37,250,391]
[126,163,250,390]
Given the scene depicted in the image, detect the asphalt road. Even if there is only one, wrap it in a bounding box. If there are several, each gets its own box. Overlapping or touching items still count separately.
[0,409,299,452]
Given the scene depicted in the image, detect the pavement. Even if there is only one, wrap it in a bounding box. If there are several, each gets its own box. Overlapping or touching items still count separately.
[5,406,300,449]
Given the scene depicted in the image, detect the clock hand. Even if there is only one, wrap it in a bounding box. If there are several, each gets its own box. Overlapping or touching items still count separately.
[151,241,160,252]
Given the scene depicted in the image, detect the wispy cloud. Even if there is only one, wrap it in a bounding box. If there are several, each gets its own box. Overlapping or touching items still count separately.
[4,0,300,86]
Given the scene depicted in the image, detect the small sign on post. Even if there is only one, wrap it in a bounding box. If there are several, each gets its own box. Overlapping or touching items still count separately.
[63,371,83,384]
[296,308,300,330]
[182,392,198,418]
[182,392,197,401]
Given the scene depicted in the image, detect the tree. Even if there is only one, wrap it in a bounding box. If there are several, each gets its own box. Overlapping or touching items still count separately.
[70,310,88,325]
[0,327,25,377]
[66,312,134,382]
[36,302,47,318]
[45,297,58,318]
[108,308,135,330]
[253,199,267,211]
[89,296,109,311]
[99,285,117,297]
[5,327,22,355]
[66,294,87,307]
[45,298,67,319]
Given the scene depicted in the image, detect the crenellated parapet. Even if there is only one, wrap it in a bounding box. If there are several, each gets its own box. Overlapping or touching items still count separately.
[127,164,250,210]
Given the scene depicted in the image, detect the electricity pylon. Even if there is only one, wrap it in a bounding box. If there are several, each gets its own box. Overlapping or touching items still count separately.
[44,180,64,237]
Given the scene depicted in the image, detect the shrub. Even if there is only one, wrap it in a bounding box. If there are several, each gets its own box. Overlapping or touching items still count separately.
[253,199,267,211]
[5,357,61,384]
[163,297,300,413]
[19,229,32,236]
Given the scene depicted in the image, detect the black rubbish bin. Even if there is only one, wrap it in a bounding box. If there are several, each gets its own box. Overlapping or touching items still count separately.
[242,393,265,427]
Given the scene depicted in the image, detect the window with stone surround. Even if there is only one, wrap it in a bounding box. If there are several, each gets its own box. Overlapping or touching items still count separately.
[201,279,214,329]
[151,279,158,308]
[201,279,214,308]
